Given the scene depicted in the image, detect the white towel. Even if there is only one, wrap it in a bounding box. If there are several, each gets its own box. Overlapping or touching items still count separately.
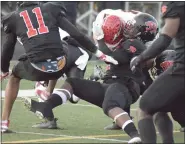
[75,47,89,70]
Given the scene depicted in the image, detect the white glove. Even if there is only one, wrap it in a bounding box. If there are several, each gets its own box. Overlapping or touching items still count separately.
[95,50,118,65]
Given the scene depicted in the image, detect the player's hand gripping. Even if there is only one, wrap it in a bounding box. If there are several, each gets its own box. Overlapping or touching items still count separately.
[95,50,118,65]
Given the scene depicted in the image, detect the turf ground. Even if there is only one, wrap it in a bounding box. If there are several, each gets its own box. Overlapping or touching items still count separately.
[1,61,184,143]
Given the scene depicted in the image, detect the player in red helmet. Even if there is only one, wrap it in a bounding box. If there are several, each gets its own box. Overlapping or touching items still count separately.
[102,15,125,49]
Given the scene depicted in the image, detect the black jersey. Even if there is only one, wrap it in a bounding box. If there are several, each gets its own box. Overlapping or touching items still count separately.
[104,39,147,84]
[161,2,185,63]
[2,2,67,63]
[1,2,97,72]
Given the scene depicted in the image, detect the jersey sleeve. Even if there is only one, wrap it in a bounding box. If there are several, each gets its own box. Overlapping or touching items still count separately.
[1,12,15,34]
[161,2,185,19]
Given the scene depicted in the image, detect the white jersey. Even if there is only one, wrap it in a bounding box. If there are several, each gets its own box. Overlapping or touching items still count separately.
[92,9,136,45]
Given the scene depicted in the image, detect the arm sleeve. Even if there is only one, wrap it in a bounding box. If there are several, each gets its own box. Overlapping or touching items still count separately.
[57,16,98,53]
[1,33,17,72]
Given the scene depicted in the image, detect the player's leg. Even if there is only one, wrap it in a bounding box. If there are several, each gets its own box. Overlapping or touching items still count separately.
[104,106,132,130]
[1,74,21,133]
[153,112,174,143]
[23,78,105,121]
[138,63,184,143]
[2,58,62,132]
[47,80,58,94]
[102,82,141,143]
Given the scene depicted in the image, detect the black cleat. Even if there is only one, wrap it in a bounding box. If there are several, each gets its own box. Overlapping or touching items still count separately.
[20,97,54,120]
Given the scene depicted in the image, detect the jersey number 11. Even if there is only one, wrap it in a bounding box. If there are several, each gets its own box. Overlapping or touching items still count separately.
[20,7,49,38]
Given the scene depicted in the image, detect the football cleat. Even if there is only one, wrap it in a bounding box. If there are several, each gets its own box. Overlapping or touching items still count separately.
[32,118,59,129]
[128,137,142,144]
[21,97,54,120]
[35,82,50,102]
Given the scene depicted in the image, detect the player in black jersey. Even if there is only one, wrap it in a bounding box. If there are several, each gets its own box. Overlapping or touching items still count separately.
[130,2,185,143]
[0,2,118,133]
[23,38,147,143]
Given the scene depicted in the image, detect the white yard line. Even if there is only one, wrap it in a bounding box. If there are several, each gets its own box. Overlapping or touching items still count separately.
[7,131,127,143]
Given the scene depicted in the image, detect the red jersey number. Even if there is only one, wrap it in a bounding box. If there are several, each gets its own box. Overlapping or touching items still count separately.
[20,7,49,38]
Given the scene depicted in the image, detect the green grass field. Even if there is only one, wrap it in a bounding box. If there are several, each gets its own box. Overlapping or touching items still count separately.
[1,61,184,143]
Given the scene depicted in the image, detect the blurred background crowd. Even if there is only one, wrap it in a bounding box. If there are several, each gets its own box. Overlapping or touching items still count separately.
[1,1,162,60]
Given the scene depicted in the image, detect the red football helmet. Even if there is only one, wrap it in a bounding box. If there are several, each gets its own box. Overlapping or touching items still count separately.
[102,15,125,47]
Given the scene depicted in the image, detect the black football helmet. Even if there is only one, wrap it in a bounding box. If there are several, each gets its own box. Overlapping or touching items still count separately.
[124,12,159,43]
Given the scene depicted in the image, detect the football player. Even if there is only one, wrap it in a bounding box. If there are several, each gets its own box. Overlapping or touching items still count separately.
[1,2,117,133]
[130,2,185,143]
[93,11,159,130]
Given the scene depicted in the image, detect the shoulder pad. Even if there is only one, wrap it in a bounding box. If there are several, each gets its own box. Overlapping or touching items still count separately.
[2,12,15,33]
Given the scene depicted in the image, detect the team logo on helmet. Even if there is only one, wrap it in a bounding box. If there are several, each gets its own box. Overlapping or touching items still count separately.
[160,61,173,71]
[145,21,157,33]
